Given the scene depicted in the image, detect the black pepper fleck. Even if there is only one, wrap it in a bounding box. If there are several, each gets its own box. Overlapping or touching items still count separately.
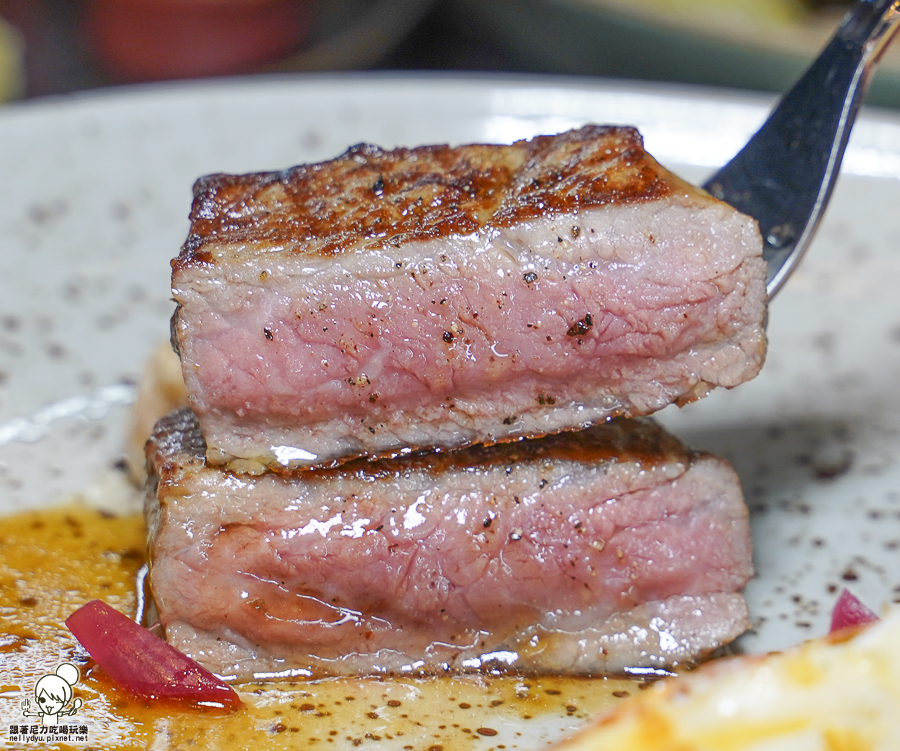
[567,313,593,337]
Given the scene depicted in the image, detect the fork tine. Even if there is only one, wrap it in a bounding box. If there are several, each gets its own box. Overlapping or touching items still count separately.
[702,0,900,298]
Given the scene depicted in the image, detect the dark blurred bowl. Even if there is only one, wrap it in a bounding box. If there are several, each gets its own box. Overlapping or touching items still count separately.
[461,0,900,107]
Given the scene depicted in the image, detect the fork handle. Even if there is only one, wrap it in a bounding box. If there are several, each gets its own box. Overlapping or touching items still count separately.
[703,0,900,297]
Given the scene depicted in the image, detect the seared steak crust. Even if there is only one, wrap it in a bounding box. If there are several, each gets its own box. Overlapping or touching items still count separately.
[146,409,753,680]
[172,125,767,471]
[177,126,683,265]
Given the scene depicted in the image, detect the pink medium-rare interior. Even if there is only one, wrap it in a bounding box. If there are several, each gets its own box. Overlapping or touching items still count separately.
[174,198,766,468]
[149,441,752,677]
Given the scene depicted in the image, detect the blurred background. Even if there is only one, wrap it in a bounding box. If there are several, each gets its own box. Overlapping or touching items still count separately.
[0,0,897,106]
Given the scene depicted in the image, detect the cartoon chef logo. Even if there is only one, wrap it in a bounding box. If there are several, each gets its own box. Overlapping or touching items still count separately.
[21,663,83,725]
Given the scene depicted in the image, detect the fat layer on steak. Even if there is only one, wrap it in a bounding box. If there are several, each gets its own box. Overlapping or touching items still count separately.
[172,125,767,471]
[145,409,753,680]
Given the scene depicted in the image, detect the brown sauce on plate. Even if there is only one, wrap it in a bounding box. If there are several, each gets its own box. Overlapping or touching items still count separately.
[0,505,639,750]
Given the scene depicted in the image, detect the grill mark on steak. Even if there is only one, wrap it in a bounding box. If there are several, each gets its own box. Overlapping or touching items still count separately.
[175,126,676,268]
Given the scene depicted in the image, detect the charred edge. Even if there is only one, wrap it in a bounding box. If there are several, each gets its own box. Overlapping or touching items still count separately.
[192,172,238,196]
[344,142,390,162]
[177,126,678,260]
[172,232,214,271]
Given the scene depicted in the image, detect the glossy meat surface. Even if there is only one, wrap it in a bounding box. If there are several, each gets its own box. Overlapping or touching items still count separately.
[145,409,753,679]
[177,126,688,264]
[171,125,767,471]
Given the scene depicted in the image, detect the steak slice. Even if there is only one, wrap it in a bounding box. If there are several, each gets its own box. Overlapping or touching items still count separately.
[172,124,767,472]
[145,409,753,680]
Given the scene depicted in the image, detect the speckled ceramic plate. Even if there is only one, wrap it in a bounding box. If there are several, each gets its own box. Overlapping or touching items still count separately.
[3,72,900,745]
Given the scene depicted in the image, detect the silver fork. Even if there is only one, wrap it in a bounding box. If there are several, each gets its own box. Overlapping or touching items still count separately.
[703,0,900,297]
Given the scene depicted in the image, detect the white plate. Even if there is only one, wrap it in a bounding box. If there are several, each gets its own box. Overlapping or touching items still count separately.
[3,70,900,733]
